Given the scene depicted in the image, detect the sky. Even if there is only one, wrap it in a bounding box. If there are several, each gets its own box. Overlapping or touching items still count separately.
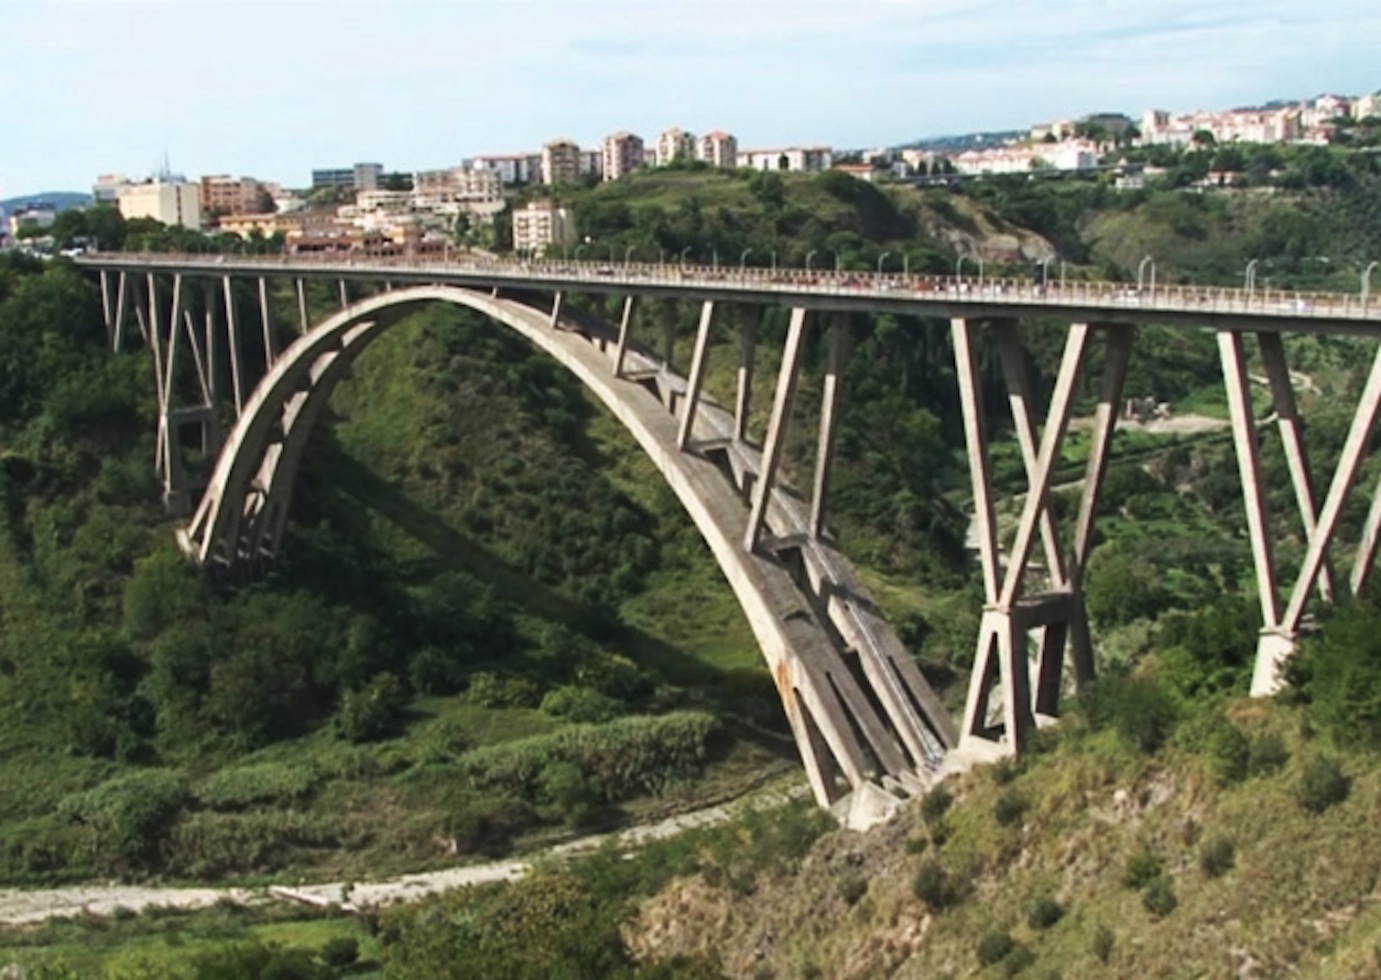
[3,0,1380,198]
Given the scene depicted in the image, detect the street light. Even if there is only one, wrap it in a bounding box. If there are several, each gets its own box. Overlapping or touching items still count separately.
[680,245,692,268]
[1364,261,1378,309]
[877,251,891,275]
[956,255,968,279]
[1244,259,1260,297]
[805,249,817,272]
[903,254,910,277]
[1137,255,1155,291]
[713,248,719,272]
[624,245,636,267]
[770,249,777,274]
[739,248,753,270]
[575,244,587,261]
[827,248,841,272]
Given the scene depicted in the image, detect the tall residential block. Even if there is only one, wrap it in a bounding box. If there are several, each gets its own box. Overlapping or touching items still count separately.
[199,175,268,216]
[656,127,696,166]
[512,200,577,256]
[602,131,645,182]
[116,180,203,230]
[697,131,738,169]
[541,139,582,186]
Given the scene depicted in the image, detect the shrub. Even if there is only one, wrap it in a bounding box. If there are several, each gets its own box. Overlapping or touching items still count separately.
[920,785,953,823]
[1081,672,1177,753]
[994,789,1028,827]
[58,769,187,871]
[904,835,929,855]
[1091,923,1115,963]
[1142,876,1177,917]
[912,860,956,911]
[1296,753,1350,813]
[1027,895,1064,930]
[196,763,319,811]
[467,671,541,709]
[1122,846,1163,889]
[1198,835,1235,878]
[976,928,1015,966]
[1247,732,1289,776]
[540,685,624,724]
[839,873,868,906]
[320,936,359,968]
[1004,946,1037,976]
[335,672,407,743]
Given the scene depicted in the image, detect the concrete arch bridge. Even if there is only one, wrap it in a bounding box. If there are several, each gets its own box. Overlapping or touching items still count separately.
[76,253,1381,826]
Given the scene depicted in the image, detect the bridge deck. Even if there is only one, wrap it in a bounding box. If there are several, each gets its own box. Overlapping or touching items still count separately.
[78,253,1381,337]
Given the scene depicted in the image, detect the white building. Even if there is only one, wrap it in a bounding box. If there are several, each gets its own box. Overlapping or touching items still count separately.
[92,174,130,205]
[1354,92,1380,120]
[512,200,577,256]
[656,127,696,166]
[7,206,56,239]
[116,180,202,230]
[602,132,645,181]
[470,153,541,186]
[696,131,738,169]
[737,146,833,173]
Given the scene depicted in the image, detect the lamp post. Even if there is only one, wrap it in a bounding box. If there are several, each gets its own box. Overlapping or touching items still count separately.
[877,251,891,276]
[1039,257,1051,288]
[739,248,753,271]
[770,249,777,274]
[575,244,587,261]
[1244,258,1260,298]
[713,248,719,272]
[1137,255,1155,291]
[624,245,636,267]
[903,253,910,276]
[1364,261,1378,310]
[680,245,692,268]
[805,249,817,272]
[827,248,841,273]
[956,255,967,279]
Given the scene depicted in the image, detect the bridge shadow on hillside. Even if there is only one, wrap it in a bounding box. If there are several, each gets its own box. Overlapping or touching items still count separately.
[311,445,796,757]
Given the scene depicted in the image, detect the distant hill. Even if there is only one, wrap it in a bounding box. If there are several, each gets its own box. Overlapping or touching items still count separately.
[1,191,92,214]
[899,130,1025,154]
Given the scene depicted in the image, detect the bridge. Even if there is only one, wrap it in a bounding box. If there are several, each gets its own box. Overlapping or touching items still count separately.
[76,251,1381,827]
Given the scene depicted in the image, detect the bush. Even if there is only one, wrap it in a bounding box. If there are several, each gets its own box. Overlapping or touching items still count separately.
[1091,923,1115,963]
[1080,672,1177,753]
[540,685,624,724]
[920,785,953,823]
[1004,946,1037,976]
[467,671,541,709]
[1296,753,1350,813]
[1122,846,1163,889]
[1198,835,1235,878]
[58,769,187,871]
[1027,895,1064,930]
[1141,876,1178,917]
[1248,732,1289,776]
[839,873,868,906]
[196,763,319,811]
[994,789,1028,827]
[320,936,359,968]
[912,860,956,911]
[335,672,407,743]
[976,928,1015,966]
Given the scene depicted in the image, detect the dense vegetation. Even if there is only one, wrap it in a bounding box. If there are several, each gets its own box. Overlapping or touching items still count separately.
[8,141,1381,975]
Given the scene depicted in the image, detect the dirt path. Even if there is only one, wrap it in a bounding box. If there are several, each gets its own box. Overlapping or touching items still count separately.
[0,785,798,926]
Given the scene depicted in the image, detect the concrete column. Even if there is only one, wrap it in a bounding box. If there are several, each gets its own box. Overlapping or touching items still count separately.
[1351,477,1381,595]
[223,276,245,415]
[677,300,715,450]
[296,278,309,334]
[1282,341,1381,632]
[662,314,676,370]
[994,320,1068,587]
[613,296,637,377]
[1219,329,1282,631]
[952,317,1000,604]
[147,276,167,478]
[549,291,564,330]
[100,271,114,347]
[113,272,128,353]
[258,277,275,368]
[745,307,808,552]
[183,308,211,406]
[338,279,348,309]
[998,323,1088,608]
[734,306,757,442]
[809,312,849,539]
[1258,330,1332,601]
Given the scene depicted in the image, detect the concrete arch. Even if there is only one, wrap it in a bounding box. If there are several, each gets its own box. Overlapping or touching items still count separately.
[180,285,952,820]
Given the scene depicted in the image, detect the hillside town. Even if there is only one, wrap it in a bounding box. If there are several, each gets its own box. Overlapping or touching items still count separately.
[4,88,1379,259]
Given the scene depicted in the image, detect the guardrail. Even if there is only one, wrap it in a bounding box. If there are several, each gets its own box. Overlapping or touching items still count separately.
[79,252,1381,324]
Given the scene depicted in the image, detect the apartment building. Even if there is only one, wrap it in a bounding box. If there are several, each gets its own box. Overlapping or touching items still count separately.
[737,146,833,173]
[512,200,577,255]
[116,180,202,230]
[696,131,738,169]
[199,175,268,216]
[655,127,696,166]
[602,131,645,181]
[541,139,582,185]
[470,153,541,186]
[310,163,383,192]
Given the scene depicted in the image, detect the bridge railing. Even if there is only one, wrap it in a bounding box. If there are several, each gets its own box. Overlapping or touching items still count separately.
[84,252,1381,323]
